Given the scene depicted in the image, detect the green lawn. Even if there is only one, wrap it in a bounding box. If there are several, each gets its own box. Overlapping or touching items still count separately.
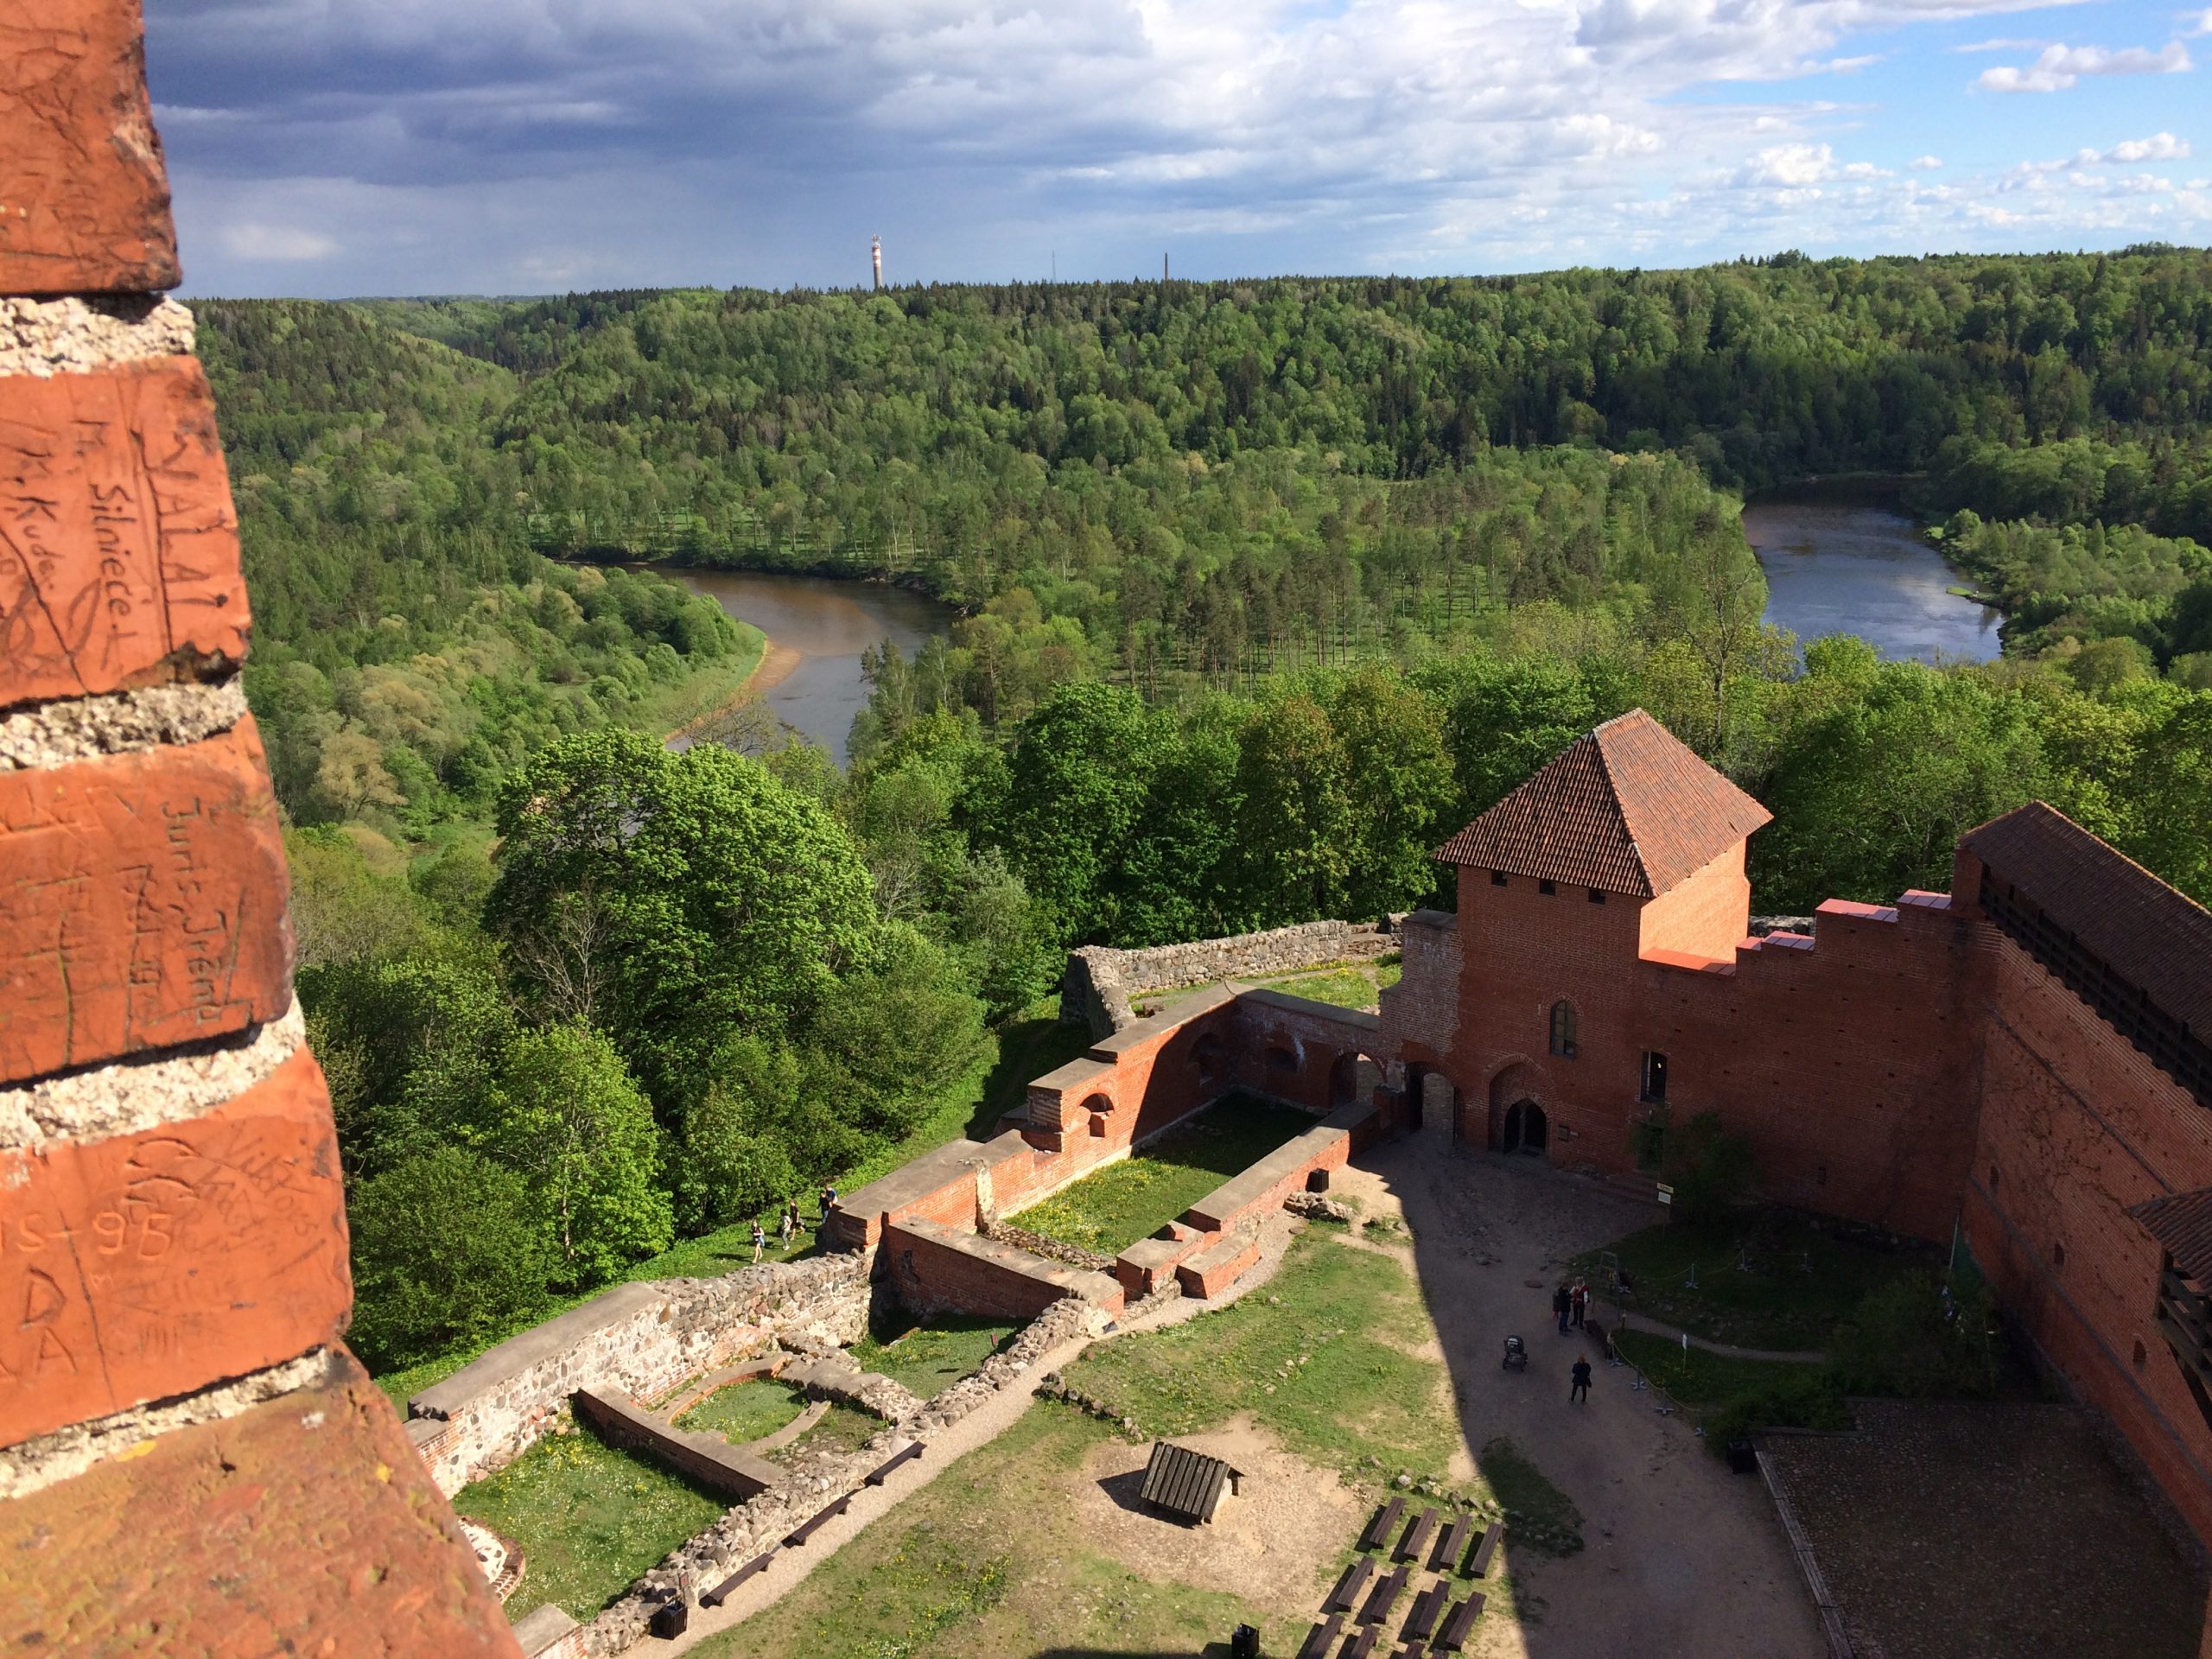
[1010,1093,1319,1255]
[674,1379,809,1443]
[765,1402,882,1469]
[1572,1213,1939,1351]
[1061,1230,1462,1480]
[1259,966,1380,1010]
[699,1406,1264,1659]
[452,1428,725,1620]
[1611,1329,1832,1406]
[851,1313,1019,1398]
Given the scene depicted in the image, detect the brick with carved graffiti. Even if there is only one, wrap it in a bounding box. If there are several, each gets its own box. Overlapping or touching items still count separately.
[0,1044,347,1448]
[0,356,248,707]
[0,0,179,293]
[0,719,293,1084]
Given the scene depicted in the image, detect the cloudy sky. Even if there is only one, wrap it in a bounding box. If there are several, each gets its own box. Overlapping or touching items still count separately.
[149,0,2211,297]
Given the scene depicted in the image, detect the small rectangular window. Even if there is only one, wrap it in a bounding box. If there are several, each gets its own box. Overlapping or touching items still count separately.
[1538,879,1557,896]
[1587,887,1606,905]
[1640,1051,1669,1103]
[1491,870,1508,887]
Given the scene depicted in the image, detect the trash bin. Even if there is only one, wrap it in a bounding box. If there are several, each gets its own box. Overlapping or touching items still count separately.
[648,1596,690,1638]
[1726,1439,1758,1475]
[1230,1624,1261,1658]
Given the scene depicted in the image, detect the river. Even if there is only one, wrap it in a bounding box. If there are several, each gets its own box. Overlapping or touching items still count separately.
[1744,484,2002,664]
[660,567,952,764]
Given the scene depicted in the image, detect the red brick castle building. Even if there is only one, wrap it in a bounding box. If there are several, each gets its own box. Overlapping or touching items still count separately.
[1384,709,2212,1555]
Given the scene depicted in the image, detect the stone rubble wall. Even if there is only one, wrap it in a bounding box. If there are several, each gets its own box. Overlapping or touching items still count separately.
[577,1295,1104,1656]
[980,1217,1117,1273]
[1062,918,1396,1035]
[406,1255,873,1496]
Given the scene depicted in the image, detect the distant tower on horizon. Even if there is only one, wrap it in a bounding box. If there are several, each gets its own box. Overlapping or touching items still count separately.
[872,235,882,291]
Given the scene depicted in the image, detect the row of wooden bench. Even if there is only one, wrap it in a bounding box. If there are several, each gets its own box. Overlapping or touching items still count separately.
[1356,1500,1503,1580]
[1296,1586,1484,1659]
[695,1440,925,1611]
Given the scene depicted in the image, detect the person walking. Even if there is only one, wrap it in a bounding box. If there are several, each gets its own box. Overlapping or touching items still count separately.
[779,1203,795,1246]
[1570,1356,1592,1403]
[750,1218,766,1264]
[1553,1284,1571,1334]
[1570,1278,1588,1329]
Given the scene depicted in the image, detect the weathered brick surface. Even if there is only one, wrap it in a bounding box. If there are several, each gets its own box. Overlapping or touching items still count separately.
[0,1351,522,1657]
[0,1045,348,1448]
[0,718,292,1083]
[0,356,248,706]
[0,2,179,294]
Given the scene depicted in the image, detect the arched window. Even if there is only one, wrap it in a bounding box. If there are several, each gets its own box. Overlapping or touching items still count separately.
[1548,1000,1578,1058]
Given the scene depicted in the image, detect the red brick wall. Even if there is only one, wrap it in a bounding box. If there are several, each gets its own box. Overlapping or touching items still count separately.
[0,10,518,1650]
[1961,934,2212,1545]
[1638,841,1750,963]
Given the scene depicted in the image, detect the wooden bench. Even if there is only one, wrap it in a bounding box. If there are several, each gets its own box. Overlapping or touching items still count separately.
[1342,1624,1381,1658]
[1467,1523,1504,1578]
[1325,1556,1376,1614]
[698,1544,778,1607]
[1357,1565,1408,1625]
[1435,1591,1485,1652]
[783,1493,852,1548]
[1432,1513,1472,1573]
[1401,1581,1446,1643]
[1296,1614,1344,1659]
[1394,1507,1439,1563]
[1360,1497,1406,1552]
[864,1441,923,1485]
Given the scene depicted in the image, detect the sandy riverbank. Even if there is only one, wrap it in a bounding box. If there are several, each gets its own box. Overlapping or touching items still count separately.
[664,639,804,745]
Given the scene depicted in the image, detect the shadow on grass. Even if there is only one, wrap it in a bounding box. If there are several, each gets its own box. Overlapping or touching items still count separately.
[968,1011,1096,1140]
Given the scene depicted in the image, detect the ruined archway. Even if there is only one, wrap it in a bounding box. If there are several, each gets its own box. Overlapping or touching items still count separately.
[1402,1062,1464,1137]
[1331,1050,1386,1110]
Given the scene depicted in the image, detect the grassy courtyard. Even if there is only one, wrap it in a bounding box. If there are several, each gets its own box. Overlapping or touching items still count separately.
[452,1427,724,1620]
[675,1380,810,1443]
[1570,1212,1940,1351]
[1010,1093,1318,1255]
[851,1313,1019,1397]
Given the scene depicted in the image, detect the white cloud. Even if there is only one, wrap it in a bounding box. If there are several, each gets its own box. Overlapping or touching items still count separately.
[1979,41,2192,93]
[2180,10,2212,39]
[1737,143,1836,188]
[1908,155,1942,169]
[219,222,338,260]
[2104,132,2191,162]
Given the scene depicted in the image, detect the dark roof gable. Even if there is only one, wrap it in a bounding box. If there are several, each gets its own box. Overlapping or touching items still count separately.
[2133,1190,2212,1287]
[1434,709,1771,897]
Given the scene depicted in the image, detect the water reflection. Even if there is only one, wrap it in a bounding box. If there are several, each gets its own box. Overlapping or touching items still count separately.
[658,568,951,764]
[1745,488,2001,664]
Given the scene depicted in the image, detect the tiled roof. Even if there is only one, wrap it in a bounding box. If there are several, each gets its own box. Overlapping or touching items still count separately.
[2132,1189,2212,1286]
[1961,803,2212,1042]
[1433,709,1772,897]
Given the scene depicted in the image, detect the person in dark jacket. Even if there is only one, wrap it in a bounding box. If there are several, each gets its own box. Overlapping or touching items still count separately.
[1553,1284,1572,1334]
[1571,1357,1593,1402]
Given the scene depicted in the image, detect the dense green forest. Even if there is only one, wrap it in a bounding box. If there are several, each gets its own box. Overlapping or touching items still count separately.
[193,246,2212,1374]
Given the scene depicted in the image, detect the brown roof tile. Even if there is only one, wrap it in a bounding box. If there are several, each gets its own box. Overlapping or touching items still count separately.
[1434,709,1771,897]
[1961,802,2212,1041]
[2132,1189,2212,1286]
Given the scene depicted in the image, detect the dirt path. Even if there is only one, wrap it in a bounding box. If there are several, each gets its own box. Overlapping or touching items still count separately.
[1611,1309,1828,1364]
[1336,1130,1828,1659]
[663,640,803,745]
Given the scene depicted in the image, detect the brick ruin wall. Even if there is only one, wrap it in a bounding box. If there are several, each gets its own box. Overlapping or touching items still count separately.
[403,1254,874,1496]
[0,7,518,1649]
[1061,917,1395,1034]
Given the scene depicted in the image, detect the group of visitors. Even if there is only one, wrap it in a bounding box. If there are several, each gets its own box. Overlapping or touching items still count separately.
[1553,1277,1595,1404]
[749,1189,836,1263]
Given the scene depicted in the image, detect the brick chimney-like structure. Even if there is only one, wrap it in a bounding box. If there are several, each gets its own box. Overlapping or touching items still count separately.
[0,6,520,1651]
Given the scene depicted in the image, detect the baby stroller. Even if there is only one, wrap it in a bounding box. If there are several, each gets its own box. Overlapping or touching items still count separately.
[1502,1334,1529,1371]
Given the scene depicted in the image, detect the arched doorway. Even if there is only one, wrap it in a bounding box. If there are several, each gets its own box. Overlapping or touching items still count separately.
[1402,1064,1462,1136]
[1501,1099,1549,1155]
[1332,1051,1385,1110]
[1485,1059,1554,1157]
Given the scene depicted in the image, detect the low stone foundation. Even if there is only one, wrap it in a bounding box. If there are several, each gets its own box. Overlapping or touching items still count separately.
[404,1254,872,1494]
[1062,918,1396,1034]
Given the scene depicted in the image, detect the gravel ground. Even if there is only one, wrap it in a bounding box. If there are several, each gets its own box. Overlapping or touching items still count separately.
[1759,1399,2205,1659]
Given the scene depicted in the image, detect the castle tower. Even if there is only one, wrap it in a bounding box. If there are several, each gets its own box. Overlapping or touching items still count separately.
[872,235,882,290]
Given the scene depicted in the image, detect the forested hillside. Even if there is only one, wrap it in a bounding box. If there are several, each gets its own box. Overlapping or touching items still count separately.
[190,247,2212,1377]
